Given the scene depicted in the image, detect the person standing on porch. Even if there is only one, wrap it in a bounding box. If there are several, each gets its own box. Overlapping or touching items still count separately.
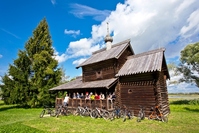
[63,93,69,106]
[100,92,105,100]
[85,92,90,100]
[76,92,80,99]
[73,93,76,99]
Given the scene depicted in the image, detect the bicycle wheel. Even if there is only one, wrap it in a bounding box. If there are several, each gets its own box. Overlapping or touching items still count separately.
[110,111,116,121]
[90,109,98,118]
[40,110,45,118]
[162,115,168,123]
[66,109,72,116]
[123,112,127,122]
[79,107,85,116]
[128,111,133,119]
[119,110,124,118]
[102,111,110,120]
[55,108,61,118]
[83,109,90,117]
[141,112,145,120]
[50,110,56,117]
[137,113,141,122]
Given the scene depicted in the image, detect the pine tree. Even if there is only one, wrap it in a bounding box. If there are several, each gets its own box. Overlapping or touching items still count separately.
[1,18,61,107]
[25,18,61,106]
[1,50,31,106]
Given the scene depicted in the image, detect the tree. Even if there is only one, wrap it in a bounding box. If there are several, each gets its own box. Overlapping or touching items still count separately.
[178,42,199,87]
[1,18,62,107]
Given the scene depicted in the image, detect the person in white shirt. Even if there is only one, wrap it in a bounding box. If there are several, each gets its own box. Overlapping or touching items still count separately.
[63,93,69,106]
[100,92,105,100]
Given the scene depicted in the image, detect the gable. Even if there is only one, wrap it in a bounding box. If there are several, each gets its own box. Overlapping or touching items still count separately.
[76,39,134,68]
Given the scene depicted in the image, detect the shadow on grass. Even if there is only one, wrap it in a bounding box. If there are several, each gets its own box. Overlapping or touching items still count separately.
[170,99,199,105]
[0,102,31,112]
[0,106,18,112]
[170,100,190,105]
[184,107,199,112]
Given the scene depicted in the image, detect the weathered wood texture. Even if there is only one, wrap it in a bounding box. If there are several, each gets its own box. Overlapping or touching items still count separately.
[82,48,132,82]
[117,71,170,116]
[55,98,113,110]
[118,82,156,116]
[155,72,170,116]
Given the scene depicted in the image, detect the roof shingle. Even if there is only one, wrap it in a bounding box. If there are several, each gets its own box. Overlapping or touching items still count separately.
[116,48,165,76]
[49,77,118,91]
[76,39,133,68]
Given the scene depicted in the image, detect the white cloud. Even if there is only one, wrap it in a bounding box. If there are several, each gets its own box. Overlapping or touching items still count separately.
[64,29,80,37]
[69,3,111,21]
[180,9,199,38]
[67,38,100,58]
[60,0,199,65]
[53,48,69,63]
[56,0,199,92]
[0,54,2,58]
[168,82,199,93]
[72,58,87,66]
[54,38,100,63]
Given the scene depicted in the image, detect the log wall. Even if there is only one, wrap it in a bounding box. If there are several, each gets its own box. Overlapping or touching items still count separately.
[155,72,170,116]
[117,71,170,117]
[118,82,156,116]
[82,47,132,82]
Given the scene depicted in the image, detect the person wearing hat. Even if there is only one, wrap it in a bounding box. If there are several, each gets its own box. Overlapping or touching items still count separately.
[85,92,90,100]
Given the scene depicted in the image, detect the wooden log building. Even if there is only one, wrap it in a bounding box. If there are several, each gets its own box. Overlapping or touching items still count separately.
[50,24,170,116]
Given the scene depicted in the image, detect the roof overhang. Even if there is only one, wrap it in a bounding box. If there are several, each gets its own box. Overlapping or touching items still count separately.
[49,77,118,91]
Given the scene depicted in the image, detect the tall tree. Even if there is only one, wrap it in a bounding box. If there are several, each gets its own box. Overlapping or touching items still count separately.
[1,18,61,107]
[178,42,199,87]
[1,50,31,105]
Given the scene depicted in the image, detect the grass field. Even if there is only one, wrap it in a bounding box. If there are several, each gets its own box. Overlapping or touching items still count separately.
[0,95,199,133]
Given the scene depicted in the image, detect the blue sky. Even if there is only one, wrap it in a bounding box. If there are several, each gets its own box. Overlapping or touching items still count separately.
[0,0,199,93]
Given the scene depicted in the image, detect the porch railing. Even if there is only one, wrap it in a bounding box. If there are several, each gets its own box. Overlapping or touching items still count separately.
[55,98,113,110]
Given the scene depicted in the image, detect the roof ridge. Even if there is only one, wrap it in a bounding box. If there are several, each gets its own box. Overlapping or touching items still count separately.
[92,39,130,55]
[127,47,165,59]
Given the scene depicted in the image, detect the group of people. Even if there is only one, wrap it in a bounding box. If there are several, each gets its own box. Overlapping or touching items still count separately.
[72,92,105,100]
[63,92,116,106]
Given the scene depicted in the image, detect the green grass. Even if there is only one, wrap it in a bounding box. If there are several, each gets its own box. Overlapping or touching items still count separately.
[0,96,199,133]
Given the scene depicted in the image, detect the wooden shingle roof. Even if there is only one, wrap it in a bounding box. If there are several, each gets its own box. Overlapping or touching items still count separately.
[76,39,134,68]
[49,77,118,91]
[116,48,169,77]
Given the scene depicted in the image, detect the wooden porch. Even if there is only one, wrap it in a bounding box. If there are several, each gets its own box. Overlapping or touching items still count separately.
[55,98,114,110]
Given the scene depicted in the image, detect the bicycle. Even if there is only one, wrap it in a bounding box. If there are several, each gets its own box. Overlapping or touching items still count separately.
[40,106,56,118]
[55,104,72,117]
[122,105,134,122]
[137,105,145,122]
[81,106,92,117]
[109,106,124,121]
[73,105,85,116]
[148,105,168,122]
[90,107,110,120]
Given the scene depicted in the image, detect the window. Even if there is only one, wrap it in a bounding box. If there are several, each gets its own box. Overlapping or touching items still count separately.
[128,89,132,94]
[96,70,102,79]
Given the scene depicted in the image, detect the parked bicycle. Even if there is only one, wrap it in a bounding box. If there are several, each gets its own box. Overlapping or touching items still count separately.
[40,106,56,118]
[148,105,168,122]
[122,105,134,122]
[73,105,85,116]
[109,105,124,121]
[81,106,92,117]
[90,107,110,120]
[55,104,72,117]
[137,105,145,122]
